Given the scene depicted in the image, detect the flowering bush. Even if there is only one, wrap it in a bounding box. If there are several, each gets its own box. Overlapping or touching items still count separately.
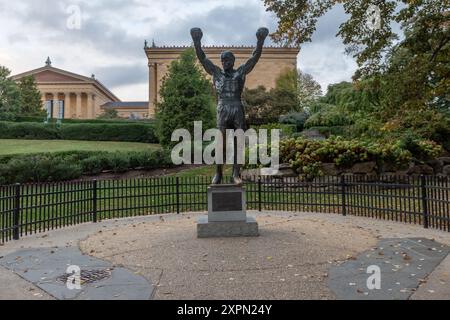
[280,136,443,177]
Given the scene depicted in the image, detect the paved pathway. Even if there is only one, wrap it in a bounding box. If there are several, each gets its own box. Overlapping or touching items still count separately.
[0,247,152,300]
[0,212,449,300]
[328,238,449,300]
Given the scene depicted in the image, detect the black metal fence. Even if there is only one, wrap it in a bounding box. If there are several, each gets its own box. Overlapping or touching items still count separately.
[1,175,449,243]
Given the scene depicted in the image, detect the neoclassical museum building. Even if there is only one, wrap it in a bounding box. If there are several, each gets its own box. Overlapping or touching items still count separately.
[12,44,300,120]
[11,58,149,120]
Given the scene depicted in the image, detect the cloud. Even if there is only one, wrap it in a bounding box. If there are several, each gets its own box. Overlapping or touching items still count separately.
[0,0,357,100]
[92,64,147,88]
[7,33,29,45]
[144,3,278,46]
[298,4,357,91]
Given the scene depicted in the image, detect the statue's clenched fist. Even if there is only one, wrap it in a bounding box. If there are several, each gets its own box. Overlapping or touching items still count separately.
[256,27,269,42]
[190,28,203,42]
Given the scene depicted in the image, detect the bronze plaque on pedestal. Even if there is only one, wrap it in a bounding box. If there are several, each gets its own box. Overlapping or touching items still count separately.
[212,192,243,212]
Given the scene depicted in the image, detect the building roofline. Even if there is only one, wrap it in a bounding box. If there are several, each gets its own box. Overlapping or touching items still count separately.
[11,65,121,102]
[146,44,299,49]
[101,101,149,109]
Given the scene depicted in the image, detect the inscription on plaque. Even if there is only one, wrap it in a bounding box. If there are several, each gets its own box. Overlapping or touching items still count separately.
[212,192,243,212]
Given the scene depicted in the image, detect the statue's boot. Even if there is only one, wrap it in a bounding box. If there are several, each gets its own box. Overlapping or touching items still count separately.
[212,166,223,185]
[232,165,243,186]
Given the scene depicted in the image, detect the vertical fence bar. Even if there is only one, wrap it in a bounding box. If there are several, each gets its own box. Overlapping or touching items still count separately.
[341,175,347,216]
[92,180,98,223]
[421,175,429,229]
[13,183,21,240]
[258,176,262,212]
[176,177,180,214]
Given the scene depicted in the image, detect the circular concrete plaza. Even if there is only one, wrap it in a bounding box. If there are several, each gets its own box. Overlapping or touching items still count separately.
[0,211,449,300]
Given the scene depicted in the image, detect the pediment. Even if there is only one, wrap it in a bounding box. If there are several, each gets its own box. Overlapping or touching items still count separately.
[12,66,92,83]
[12,66,120,102]
[32,69,88,83]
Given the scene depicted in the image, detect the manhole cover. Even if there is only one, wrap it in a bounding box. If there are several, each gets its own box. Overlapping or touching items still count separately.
[56,268,113,285]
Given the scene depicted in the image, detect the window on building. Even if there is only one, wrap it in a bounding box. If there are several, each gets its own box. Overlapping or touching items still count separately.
[44,101,52,119]
[57,100,65,120]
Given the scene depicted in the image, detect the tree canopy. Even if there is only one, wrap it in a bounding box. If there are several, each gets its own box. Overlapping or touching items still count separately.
[18,76,43,116]
[1,67,45,120]
[155,48,215,147]
[263,0,449,78]
[0,66,21,121]
[244,69,322,124]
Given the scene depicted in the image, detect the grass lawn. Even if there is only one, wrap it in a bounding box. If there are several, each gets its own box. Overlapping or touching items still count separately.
[170,165,233,178]
[0,139,160,155]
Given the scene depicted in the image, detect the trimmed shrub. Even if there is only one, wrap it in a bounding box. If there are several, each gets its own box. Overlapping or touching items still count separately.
[80,156,107,175]
[59,123,157,143]
[0,149,173,184]
[1,155,83,184]
[107,153,131,173]
[279,111,310,132]
[0,121,158,143]
[0,122,60,139]
[13,116,156,125]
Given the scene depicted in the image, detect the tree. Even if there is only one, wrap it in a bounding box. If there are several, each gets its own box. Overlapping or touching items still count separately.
[271,69,301,114]
[321,81,376,113]
[243,85,275,125]
[380,16,449,114]
[17,76,44,116]
[244,69,322,124]
[297,70,322,110]
[263,0,449,78]
[155,48,215,147]
[0,66,21,120]
[275,68,298,93]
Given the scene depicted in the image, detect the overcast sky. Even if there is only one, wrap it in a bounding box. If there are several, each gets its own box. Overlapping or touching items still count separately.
[0,0,357,101]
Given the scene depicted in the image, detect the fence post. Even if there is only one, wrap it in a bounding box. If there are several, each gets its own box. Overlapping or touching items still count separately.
[13,183,21,240]
[258,176,262,212]
[176,177,180,214]
[92,180,98,223]
[421,175,429,229]
[341,175,347,216]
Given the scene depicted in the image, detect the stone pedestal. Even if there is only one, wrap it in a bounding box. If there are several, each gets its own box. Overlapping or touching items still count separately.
[197,185,259,238]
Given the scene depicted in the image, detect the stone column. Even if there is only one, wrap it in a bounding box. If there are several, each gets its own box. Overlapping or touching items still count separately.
[92,94,97,119]
[60,93,66,119]
[148,62,157,118]
[52,92,59,119]
[87,93,96,119]
[75,92,82,119]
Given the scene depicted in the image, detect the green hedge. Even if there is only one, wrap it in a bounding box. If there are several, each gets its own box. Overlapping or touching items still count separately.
[279,112,310,132]
[0,122,60,140]
[14,116,156,125]
[0,149,173,184]
[0,121,158,143]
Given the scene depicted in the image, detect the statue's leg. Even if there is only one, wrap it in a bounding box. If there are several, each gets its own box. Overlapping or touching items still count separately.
[232,108,245,186]
[212,127,226,185]
[232,139,243,185]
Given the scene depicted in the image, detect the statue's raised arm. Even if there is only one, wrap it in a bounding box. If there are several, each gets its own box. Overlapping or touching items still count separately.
[190,28,220,75]
[240,27,269,75]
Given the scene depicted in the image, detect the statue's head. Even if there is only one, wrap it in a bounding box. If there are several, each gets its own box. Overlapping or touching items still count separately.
[221,51,235,72]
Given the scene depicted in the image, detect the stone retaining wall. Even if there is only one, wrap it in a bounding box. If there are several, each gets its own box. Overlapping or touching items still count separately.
[243,157,450,181]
